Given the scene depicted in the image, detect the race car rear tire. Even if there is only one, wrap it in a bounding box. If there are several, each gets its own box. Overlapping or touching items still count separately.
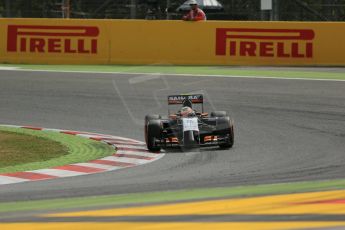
[146,119,162,152]
[216,116,234,149]
[211,111,227,117]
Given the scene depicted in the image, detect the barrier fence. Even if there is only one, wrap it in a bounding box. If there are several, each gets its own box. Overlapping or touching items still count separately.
[1,18,345,66]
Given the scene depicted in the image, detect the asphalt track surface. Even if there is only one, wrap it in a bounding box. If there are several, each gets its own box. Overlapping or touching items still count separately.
[0,69,344,202]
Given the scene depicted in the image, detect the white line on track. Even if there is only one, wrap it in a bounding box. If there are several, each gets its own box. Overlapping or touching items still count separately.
[102,156,150,165]
[116,150,158,158]
[31,169,87,177]
[0,176,29,185]
[115,144,148,150]
[72,163,120,170]
[1,68,345,82]
[116,150,157,158]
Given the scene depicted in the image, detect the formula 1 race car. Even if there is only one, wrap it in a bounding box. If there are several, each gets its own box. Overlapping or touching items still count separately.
[144,94,234,151]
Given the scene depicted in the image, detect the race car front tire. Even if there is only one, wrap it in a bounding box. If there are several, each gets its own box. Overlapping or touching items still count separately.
[145,114,161,124]
[211,111,227,117]
[146,119,162,152]
[145,114,161,144]
[216,116,234,149]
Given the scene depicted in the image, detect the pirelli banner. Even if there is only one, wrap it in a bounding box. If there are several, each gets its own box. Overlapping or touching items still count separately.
[1,19,109,64]
[1,18,345,65]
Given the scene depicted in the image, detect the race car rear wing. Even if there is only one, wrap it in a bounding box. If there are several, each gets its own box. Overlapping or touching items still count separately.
[168,94,204,113]
[168,94,203,105]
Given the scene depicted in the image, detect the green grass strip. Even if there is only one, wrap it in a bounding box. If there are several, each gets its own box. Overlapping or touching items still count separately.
[1,64,345,80]
[0,126,114,173]
[0,130,69,168]
[1,178,344,213]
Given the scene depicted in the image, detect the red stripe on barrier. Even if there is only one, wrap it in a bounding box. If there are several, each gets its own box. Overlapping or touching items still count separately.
[54,165,105,173]
[22,126,43,131]
[60,131,79,135]
[61,131,104,136]
[1,172,56,180]
[114,153,153,160]
[90,159,135,167]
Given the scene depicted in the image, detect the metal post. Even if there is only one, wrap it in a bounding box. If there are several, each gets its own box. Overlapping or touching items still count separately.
[66,0,71,18]
[268,10,272,21]
[62,0,71,18]
[5,0,11,18]
[130,0,136,19]
[166,0,171,20]
[261,0,272,21]
[273,0,279,21]
[61,0,65,18]
[260,10,265,21]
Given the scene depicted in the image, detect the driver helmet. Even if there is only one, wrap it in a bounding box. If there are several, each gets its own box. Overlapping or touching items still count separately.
[180,106,194,117]
[189,0,198,5]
